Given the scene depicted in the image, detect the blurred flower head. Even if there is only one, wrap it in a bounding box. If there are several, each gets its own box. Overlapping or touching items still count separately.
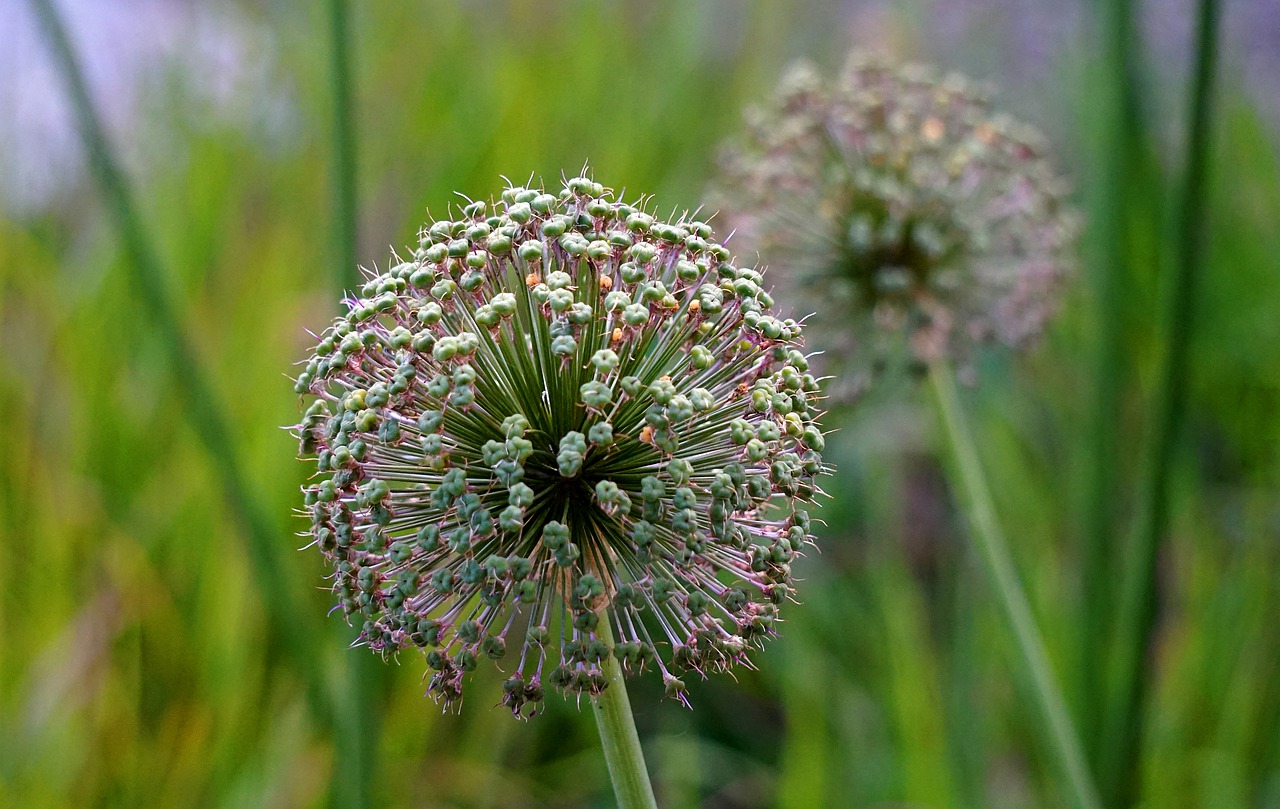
[292,175,827,715]
[712,53,1079,400]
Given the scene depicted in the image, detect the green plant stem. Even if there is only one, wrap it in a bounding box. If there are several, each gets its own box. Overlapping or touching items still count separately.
[591,618,658,809]
[928,362,1101,809]
[1100,0,1221,805]
[27,0,330,714]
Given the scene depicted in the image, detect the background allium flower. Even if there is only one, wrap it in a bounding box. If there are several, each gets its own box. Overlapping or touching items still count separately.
[712,54,1079,399]
[292,176,827,716]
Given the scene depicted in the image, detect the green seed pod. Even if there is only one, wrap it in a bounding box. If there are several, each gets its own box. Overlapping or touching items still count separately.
[550,335,578,356]
[518,240,544,262]
[507,201,532,223]
[587,421,614,446]
[580,381,613,408]
[591,348,619,374]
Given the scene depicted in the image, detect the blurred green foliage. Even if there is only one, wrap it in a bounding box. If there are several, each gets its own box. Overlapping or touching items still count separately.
[2,1,1278,807]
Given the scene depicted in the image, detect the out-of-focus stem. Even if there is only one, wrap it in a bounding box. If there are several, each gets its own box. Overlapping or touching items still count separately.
[928,361,1101,809]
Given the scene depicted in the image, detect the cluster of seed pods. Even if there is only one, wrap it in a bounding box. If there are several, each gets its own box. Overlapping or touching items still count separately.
[293,176,826,715]
[713,54,1078,398]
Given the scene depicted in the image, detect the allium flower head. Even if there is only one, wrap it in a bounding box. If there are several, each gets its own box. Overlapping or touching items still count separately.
[292,176,827,715]
[712,54,1079,398]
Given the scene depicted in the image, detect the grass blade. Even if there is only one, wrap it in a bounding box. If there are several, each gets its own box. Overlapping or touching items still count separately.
[28,0,345,789]
[1078,0,1144,766]
[324,3,377,807]
[328,0,359,293]
[1100,0,1223,804]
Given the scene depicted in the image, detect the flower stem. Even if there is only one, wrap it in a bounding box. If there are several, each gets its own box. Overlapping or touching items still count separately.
[591,618,658,809]
[927,361,1101,809]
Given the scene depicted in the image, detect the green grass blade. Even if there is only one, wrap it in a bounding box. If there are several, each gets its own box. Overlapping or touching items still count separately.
[1078,0,1143,766]
[1100,0,1223,804]
[328,0,359,293]
[27,0,339,774]
[324,3,377,806]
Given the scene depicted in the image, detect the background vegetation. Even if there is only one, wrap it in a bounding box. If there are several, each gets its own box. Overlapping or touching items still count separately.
[2,1,1277,807]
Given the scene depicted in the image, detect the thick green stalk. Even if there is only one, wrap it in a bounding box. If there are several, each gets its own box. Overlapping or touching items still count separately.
[928,362,1101,809]
[591,618,659,809]
[26,0,330,716]
[1100,0,1221,805]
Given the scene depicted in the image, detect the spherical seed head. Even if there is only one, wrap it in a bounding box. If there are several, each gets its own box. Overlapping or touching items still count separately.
[291,175,828,716]
[712,53,1080,400]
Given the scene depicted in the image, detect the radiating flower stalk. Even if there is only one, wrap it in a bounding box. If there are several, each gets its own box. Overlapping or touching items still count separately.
[291,175,827,807]
[713,56,1098,809]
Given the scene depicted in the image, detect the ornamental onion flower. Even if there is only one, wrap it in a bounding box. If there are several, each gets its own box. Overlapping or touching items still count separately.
[711,54,1079,399]
[291,175,827,716]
